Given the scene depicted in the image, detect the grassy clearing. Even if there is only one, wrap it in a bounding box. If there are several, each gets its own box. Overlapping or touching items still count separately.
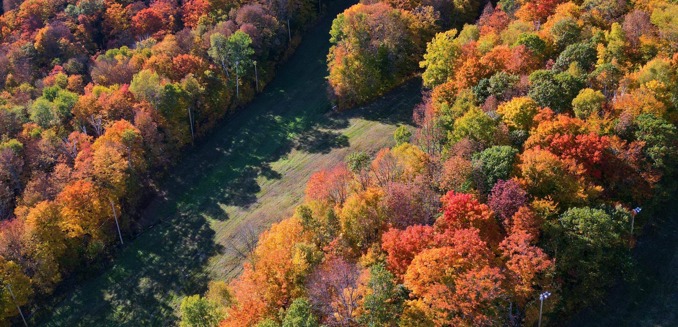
[30,0,422,325]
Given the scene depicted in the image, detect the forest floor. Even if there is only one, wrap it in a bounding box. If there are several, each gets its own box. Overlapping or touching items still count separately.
[31,0,422,325]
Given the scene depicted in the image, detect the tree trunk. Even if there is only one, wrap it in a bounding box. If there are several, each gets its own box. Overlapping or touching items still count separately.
[235,61,240,99]
[222,59,229,78]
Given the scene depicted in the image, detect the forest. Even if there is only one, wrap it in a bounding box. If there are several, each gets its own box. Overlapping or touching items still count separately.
[0,0,323,323]
[0,0,676,324]
[204,0,678,326]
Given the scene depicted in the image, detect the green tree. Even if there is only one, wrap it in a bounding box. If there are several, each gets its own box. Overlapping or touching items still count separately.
[554,207,630,307]
[393,126,411,146]
[553,42,597,72]
[572,88,606,119]
[226,31,255,99]
[358,263,404,327]
[179,295,224,327]
[550,17,581,53]
[130,69,165,108]
[208,33,230,76]
[256,319,280,327]
[487,72,519,100]
[451,107,498,145]
[347,151,371,189]
[634,114,678,170]
[420,29,460,88]
[472,145,518,192]
[499,0,518,16]
[282,298,319,327]
[346,151,371,173]
[604,23,627,64]
[528,70,584,112]
[515,33,546,59]
[473,72,519,103]
[30,98,56,128]
[52,89,78,123]
[180,74,205,142]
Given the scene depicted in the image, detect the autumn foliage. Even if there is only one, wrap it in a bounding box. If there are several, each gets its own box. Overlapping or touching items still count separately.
[213,0,678,325]
[0,0,676,322]
[0,0,323,320]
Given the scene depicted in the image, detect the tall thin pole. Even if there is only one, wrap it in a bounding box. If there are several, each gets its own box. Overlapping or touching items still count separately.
[287,18,291,43]
[538,291,550,327]
[630,207,641,234]
[538,298,544,327]
[109,198,124,245]
[7,284,28,327]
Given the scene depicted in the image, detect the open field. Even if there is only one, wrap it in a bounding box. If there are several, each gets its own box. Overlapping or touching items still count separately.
[30,0,422,325]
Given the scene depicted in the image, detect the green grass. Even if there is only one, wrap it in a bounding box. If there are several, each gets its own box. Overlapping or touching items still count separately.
[30,0,422,325]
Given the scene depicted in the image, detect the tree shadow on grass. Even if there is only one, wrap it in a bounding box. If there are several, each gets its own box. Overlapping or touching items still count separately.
[33,212,222,327]
[294,128,349,154]
[258,162,282,180]
[340,79,423,126]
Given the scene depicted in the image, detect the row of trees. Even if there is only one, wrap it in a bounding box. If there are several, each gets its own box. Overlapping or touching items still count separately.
[181,0,678,325]
[326,0,485,108]
[0,0,325,323]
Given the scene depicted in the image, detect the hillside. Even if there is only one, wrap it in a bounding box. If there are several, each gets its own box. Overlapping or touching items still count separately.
[30,1,422,325]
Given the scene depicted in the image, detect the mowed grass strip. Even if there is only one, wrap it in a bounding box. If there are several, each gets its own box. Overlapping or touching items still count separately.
[31,0,421,325]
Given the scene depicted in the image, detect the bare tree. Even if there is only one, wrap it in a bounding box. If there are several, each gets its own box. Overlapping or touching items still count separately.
[225,222,260,264]
[308,256,362,326]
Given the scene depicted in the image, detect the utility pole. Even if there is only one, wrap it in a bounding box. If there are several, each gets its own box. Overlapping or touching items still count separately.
[6,284,28,327]
[287,18,291,43]
[538,291,551,327]
[631,207,641,234]
[109,198,124,245]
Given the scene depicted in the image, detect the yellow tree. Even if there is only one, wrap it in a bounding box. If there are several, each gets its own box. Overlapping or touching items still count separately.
[223,217,314,326]
[22,201,67,292]
[0,257,32,324]
[340,188,387,252]
[497,97,540,130]
[56,180,117,253]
